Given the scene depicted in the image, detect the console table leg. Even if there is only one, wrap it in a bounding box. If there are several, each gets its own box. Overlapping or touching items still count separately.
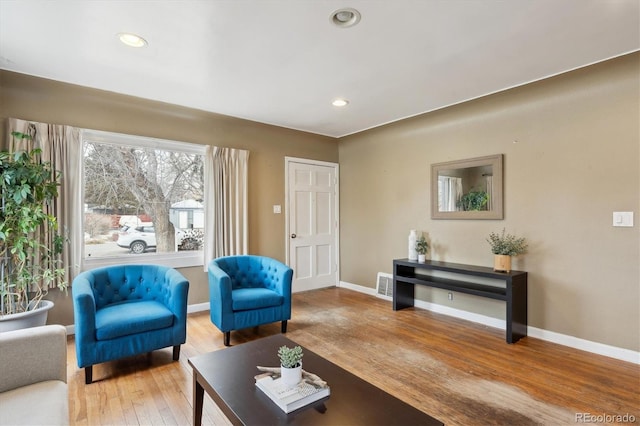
[193,373,204,426]
[510,275,528,343]
[393,280,415,310]
[506,297,515,344]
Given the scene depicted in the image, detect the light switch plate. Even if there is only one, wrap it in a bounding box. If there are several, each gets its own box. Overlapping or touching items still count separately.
[612,212,633,227]
[273,205,282,214]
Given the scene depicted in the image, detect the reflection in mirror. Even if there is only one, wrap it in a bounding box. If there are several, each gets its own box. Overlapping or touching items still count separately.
[431,154,503,219]
[437,164,492,212]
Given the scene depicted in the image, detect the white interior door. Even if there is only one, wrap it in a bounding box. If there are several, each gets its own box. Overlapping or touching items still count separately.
[286,158,339,292]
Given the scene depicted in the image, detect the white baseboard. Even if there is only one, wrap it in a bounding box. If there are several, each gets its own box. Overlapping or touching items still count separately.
[339,280,378,296]
[526,326,640,364]
[188,302,210,314]
[339,280,640,365]
[414,298,506,330]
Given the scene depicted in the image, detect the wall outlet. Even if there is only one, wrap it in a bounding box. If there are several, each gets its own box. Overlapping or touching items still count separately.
[448,292,453,301]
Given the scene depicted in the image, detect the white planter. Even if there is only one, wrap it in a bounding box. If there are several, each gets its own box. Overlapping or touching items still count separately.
[0,300,54,333]
[418,254,426,263]
[280,363,302,388]
[408,230,418,261]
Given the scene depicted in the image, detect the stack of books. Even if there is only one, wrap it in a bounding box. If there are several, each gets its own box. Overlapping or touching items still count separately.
[255,372,330,413]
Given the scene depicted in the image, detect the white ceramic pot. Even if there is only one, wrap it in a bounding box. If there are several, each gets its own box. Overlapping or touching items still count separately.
[280,363,302,388]
[418,254,426,263]
[0,300,54,333]
[408,230,418,261]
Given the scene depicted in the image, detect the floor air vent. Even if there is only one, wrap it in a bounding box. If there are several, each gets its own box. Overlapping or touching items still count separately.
[376,272,394,300]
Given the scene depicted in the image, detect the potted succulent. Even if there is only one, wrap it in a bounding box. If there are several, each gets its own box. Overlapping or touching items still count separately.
[278,345,303,388]
[415,235,429,263]
[486,229,527,273]
[0,131,67,331]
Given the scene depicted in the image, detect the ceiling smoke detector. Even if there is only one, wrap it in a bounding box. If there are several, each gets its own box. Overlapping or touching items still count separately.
[330,8,361,28]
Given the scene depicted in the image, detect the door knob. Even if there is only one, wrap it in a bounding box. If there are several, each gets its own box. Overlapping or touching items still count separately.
[291,233,297,239]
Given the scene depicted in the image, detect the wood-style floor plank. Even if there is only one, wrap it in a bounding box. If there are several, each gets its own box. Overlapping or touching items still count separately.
[66,287,639,425]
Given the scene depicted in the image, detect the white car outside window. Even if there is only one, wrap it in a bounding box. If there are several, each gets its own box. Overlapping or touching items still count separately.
[116,225,186,254]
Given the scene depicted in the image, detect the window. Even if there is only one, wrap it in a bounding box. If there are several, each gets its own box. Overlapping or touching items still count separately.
[81,130,206,268]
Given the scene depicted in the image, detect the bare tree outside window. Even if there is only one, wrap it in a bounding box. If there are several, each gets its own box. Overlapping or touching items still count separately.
[83,140,204,258]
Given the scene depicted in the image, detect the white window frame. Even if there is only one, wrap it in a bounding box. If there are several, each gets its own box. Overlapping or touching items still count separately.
[81,129,207,271]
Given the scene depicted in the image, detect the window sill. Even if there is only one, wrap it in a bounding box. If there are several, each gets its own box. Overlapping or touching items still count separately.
[82,251,203,271]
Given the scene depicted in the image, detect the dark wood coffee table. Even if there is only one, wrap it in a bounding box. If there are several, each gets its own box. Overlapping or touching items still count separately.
[188,334,443,425]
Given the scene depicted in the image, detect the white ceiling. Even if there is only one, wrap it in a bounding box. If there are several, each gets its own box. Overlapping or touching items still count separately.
[1,1,638,138]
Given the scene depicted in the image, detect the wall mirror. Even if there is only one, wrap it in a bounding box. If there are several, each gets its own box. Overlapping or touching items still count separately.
[431,154,503,219]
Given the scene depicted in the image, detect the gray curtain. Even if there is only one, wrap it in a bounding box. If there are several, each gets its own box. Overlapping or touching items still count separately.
[7,118,83,287]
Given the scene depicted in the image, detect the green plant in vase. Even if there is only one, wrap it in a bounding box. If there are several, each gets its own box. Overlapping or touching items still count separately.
[415,235,429,263]
[0,131,67,318]
[278,345,303,368]
[278,345,304,387]
[486,229,527,272]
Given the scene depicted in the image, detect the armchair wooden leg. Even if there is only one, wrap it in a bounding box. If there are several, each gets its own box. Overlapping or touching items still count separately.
[173,345,181,361]
[224,331,230,346]
[85,366,93,384]
[281,320,288,333]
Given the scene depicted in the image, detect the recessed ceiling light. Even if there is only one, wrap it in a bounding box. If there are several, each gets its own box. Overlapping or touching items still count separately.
[332,99,349,107]
[118,32,147,48]
[330,8,361,28]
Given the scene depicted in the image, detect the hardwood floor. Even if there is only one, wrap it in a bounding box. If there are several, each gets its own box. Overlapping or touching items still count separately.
[67,287,639,425]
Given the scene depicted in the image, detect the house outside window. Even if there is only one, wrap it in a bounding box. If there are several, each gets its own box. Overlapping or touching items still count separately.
[81,130,206,268]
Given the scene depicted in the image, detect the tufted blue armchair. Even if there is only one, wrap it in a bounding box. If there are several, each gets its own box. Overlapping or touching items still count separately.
[72,264,189,384]
[208,255,293,346]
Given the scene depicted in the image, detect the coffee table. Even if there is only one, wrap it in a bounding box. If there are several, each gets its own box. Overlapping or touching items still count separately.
[188,334,443,425]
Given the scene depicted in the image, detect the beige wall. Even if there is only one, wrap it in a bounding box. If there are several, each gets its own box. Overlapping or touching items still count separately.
[338,53,639,351]
[0,70,338,326]
[2,54,638,352]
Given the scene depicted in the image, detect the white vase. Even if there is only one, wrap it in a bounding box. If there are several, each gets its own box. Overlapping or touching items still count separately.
[418,254,426,263]
[280,363,302,388]
[408,230,418,261]
[0,300,54,333]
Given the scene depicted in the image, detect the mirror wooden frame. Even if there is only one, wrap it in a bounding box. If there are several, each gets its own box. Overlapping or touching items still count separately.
[431,154,503,220]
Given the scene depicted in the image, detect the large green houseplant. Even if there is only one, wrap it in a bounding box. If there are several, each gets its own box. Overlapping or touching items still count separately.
[0,131,66,322]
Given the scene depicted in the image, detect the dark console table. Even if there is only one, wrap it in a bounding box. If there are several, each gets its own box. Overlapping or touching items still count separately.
[393,258,528,343]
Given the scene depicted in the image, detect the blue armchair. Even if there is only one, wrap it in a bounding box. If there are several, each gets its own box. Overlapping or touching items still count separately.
[72,264,189,384]
[208,255,293,346]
